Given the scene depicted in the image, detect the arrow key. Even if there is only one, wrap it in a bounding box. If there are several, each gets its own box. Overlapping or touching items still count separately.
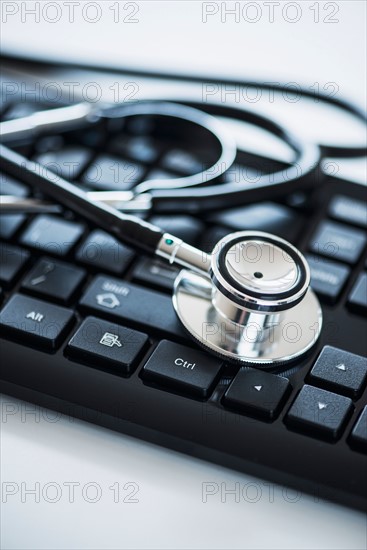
[286,385,353,440]
[222,369,291,420]
[349,406,367,453]
[309,346,367,398]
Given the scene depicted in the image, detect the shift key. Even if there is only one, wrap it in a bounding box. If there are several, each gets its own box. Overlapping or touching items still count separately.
[79,276,188,340]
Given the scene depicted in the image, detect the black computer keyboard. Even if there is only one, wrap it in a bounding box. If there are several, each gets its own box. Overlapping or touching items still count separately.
[0,64,366,512]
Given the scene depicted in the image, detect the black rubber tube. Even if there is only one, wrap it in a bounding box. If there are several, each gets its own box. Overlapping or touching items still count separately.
[2,52,365,157]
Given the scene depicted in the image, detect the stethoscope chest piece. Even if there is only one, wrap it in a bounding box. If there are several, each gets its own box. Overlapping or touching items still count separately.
[173,231,323,367]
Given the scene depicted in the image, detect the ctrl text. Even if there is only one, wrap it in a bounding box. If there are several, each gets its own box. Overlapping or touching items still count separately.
[175,358,196,370]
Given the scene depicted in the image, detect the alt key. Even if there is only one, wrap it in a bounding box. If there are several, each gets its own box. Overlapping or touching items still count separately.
[0,294,74,350]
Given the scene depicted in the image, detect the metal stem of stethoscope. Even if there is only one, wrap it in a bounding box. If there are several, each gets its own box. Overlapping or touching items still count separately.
[0,144,208,271]
[0,143,323,366]
[0,103,95,143]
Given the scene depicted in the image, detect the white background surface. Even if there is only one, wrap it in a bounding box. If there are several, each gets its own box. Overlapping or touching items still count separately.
[1,2,367,549]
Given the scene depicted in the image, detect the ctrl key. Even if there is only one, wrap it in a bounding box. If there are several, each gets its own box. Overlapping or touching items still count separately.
[141,340,223,398]
[0,294,74,350]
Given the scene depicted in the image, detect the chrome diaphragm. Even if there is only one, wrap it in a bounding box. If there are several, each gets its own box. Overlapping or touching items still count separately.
[173,231,323,366]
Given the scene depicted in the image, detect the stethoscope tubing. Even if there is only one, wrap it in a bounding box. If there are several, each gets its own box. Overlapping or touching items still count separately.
[147,101,323,213]
[0,100,237,191]
[0,99,323,214]
[2,51,365,156]
[0,65,365,216]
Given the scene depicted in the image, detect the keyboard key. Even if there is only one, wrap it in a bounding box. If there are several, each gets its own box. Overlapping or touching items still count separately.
[146,168,177,180]
[2,102,39,121]
[199,226,230,253]
[79,276,187,340]
[349,407,367,452]
[22,258,86,304]
[142,340,222,398]
[82,155,145,190]
[0,173,28,196]
[286,385,353,441]
[305,255,350,304]
[125,115,155,135]
[0,294,74,350]
[0,244,30,287]
[132,258,180,291]
[34,135,64,154]
[309,221,366,264]
[20,215,84,256]
[36,146,92,180]
[0,214,26,240]
[75,230,134,275]
[67,316,148,375]
[285,191,309,209]
[109,136,160,164]
[161,149,203,175]
[76,127,105,148]
[223,163,265,183]
[329,195,367,228]
[309,346,367,398]
[150,216,205,246]
[223,369,291,420]
[207,202,302,242]
[0,96,8,116]
[348,273,367,315]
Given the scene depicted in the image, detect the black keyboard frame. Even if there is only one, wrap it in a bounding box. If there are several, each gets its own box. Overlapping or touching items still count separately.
[0,57,366,512]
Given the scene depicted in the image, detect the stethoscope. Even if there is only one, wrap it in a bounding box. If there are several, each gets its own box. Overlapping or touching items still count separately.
[0,89,366,366]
